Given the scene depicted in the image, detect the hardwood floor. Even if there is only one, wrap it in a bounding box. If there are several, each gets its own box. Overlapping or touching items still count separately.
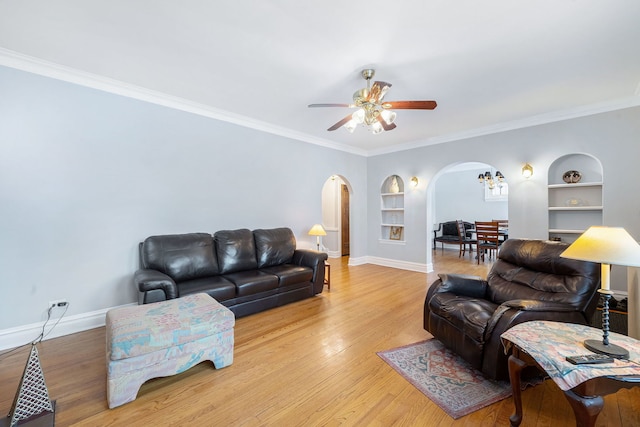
[2,249,639,426]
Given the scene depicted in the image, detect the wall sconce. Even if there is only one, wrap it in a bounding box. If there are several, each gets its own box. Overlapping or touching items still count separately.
[522,163,533,179]
[410,176,419,187]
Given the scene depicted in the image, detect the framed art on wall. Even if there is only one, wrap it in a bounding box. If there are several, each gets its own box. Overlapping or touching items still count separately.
[390,226,403,241]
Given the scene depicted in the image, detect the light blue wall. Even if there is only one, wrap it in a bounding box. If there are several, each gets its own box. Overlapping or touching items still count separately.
[434,167,508,224]
[367,107,640,279]
[0,66,367,330]
[2,63,640,336]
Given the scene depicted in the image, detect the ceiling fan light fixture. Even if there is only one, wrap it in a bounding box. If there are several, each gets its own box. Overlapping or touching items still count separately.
[380,109,396,125]
[343,119,357,133]
[309,69,437,135]
[354,89,368,104]
[371,121,383,134]
[352,109,365,124]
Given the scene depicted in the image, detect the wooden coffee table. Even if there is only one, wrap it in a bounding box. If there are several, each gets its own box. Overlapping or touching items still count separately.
[501,321,640,427]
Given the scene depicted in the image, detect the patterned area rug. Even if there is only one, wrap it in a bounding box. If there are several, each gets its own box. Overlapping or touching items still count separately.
[377,339,513,419]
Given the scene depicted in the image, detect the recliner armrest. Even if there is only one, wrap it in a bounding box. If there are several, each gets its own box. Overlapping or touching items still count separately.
[485,299,580,340]
[436,273,488,299]
[503,299,578,312]
[134,269,178,303]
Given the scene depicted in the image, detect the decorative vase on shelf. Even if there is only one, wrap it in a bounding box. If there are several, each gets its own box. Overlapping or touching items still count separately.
[562,170,582,184]
[390,176,400,193]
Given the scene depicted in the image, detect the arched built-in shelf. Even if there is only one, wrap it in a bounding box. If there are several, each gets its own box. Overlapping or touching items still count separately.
[381,175,404,242]
[548,154,603,243]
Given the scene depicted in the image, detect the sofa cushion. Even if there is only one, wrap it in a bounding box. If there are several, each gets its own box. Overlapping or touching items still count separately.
[223,270,279,297]
[442,221,458,237]
[141,233,219,282]
[254,227,296,268]
[261,264,313,287]
[215,229,258,274]
[179,276,237,302]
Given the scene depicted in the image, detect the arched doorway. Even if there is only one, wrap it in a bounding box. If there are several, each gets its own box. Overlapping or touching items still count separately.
[426,162,509,268]
[321,175,352,258]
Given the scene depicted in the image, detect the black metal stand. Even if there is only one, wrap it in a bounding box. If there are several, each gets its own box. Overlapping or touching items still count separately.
[584,290,630,359]
[4,344,55,427]
[0,402,55,427]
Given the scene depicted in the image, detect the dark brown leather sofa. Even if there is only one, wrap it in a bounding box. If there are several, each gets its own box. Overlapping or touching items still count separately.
[424,239,601,380]
[134,227,327,317]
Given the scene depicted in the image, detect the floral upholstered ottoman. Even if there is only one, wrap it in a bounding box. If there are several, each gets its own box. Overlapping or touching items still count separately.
[106,293,235,408]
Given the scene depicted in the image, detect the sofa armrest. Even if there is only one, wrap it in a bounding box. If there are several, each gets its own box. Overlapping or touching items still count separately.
[436,273,488,298]
[292,249,328,294]
[134,269,178,304]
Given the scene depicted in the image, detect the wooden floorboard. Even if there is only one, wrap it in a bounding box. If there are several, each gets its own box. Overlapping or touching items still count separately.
[1,248,638,426]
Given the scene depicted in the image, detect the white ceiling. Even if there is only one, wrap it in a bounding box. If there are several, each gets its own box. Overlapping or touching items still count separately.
[1,1,639,156]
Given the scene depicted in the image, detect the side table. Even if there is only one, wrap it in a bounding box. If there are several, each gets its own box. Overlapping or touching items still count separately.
[324,262,330,290]
[501,321,640,427]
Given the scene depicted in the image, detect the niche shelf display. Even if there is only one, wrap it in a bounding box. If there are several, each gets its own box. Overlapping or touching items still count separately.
[548,154,603,243]
[381,175,405,241]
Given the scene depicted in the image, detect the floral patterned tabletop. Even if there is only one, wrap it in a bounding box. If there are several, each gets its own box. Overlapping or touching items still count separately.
[501,320,640,391]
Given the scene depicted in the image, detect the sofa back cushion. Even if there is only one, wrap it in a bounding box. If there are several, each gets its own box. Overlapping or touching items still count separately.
[141,233,219,282]
[441,221,458,236]
[215,228,258,274]
[254,227,296,268]
[441,221,473,237]
[487,239,600,309]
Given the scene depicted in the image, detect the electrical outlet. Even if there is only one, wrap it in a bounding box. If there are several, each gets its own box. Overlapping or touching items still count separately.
[49,299,68,309]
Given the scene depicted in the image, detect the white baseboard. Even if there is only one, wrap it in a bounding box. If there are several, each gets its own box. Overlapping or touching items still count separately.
[347,256,368,266]
[0,303,135,351]
[0,257,427,350]
[349,256,428,273]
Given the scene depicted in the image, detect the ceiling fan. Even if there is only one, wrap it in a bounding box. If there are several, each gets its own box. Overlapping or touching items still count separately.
[308,69,437,134]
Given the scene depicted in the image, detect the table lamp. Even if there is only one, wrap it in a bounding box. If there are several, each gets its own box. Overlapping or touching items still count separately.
[560,226,640,358]
[308,224,326,251]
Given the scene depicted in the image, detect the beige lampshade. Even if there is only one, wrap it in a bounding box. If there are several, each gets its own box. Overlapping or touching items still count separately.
[560,226,640,267]
[308,224,327,236]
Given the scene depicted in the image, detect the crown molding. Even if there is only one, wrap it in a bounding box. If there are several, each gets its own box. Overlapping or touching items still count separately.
[0,48,367,157]
[2,48,638,159]
[368,95,640,156]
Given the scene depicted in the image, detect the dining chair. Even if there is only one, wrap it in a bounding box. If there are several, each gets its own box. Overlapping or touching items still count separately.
[492,219,508,228]
[475,221,501,263]
[492,219,509,242]
[456,219,476,258]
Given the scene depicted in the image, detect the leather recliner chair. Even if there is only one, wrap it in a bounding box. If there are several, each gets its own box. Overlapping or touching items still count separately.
[424,239,601,380]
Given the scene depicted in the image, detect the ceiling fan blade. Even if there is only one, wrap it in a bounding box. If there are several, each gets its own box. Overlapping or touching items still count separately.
[376,115,397,131]
[327,114,353,131]
[308,103,353,108]
[367,81,392,104]
[382,100,437,110]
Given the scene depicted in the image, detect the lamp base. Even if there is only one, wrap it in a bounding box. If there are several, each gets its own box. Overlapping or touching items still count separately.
[0,401,55,427]
[584,339,629,359]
